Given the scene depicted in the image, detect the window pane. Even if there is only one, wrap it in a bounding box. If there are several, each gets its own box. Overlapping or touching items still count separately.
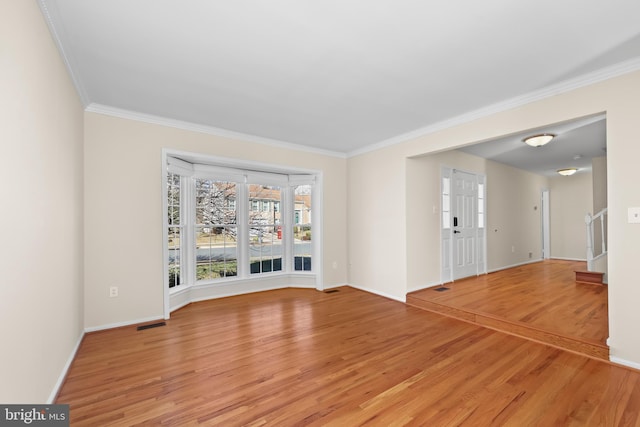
[249,185,281,226]
[443,211,451,229]
[248,185,282,274]
[167,172,181,226]
[196,226,238,280]
[168,226,181,288]
[249,226,282,274]
[167,172,182,288]
[195,179,237,282]
[196,179,237,226]
[294,185,312,271]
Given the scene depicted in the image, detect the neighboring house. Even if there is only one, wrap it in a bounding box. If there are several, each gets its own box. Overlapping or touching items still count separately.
[294,193,312,225]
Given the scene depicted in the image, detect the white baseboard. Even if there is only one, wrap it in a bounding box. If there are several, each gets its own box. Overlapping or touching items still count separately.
[610,356,640,371]
[84,315,165,333]
[549,257,587,262]
[346,284,406,303]
[323,283,348,290]
[487,258,543,273]
[47,331,85,404]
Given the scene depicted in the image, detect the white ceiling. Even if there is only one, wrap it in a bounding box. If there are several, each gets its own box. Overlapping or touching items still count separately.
[40,0,640,157]
[457,114,606,177]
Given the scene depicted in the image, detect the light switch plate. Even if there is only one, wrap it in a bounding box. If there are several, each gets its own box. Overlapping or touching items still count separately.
[628,207,640,223]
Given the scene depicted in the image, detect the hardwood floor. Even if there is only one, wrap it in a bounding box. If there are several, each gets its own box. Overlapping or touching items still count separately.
[56,285,640,426]
[408,260,609,360]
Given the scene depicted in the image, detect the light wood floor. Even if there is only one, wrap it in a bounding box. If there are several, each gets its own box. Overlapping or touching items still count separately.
[408,260,609,360]
[57,285,640,426]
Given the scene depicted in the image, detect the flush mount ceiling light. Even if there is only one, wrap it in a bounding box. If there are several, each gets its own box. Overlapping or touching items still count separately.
[557,168,578,176]
[523,133,555,147]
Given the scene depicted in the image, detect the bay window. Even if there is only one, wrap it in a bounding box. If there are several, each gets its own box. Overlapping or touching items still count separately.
[164,154,317,293]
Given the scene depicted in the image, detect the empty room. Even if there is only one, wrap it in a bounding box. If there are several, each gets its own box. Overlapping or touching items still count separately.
[4,1,640,425]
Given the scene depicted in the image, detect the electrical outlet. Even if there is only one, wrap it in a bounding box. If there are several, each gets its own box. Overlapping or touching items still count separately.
[511,246,515,253]
[332,261,338,269]
[628,207,640,223]
[109,286,119,298]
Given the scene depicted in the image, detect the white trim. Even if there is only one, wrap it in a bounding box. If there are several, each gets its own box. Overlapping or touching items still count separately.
[39,0,640,161]
[610,356,640,371]
[487,258,544,274]
[162,150,170,319]
[549,256,587,262]
[188,285,291,304]
[542,189,551,260]
[323,283,349,290]
[84,315,165,333]
[188,284,317,303]
[87,104,346,159]
[169,299,192,314]
[47,331,84,404]
[170,281,319,313]
[441,166,453,284]
[348,56,640,157]
[313,173,324,290]
[37,1,90,105]
[346,284,406,303]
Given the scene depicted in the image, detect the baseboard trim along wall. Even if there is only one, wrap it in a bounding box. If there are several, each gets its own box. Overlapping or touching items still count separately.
[347,284,406,303]
[549,257,587,262]
[47,332,85,404]
[487,258,544,274]
[610,356,640,371]
[84,315,166,333]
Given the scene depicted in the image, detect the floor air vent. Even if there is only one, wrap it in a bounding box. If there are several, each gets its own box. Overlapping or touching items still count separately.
[433,287,450,292]
[324,289,339,294]
[137,322,166,331]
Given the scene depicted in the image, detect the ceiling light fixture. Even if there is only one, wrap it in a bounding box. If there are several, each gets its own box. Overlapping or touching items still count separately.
[557,168,578,176]
[523,133,555,147]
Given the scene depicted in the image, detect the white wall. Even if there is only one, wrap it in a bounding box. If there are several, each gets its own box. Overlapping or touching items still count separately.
[84,113,348,329]
[349,70,640,366]
[486,160,548,269]
[549,172,593,260]
[0,1,84,402]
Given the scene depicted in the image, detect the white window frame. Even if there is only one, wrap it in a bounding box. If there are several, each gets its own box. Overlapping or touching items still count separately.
[162,150,323,318]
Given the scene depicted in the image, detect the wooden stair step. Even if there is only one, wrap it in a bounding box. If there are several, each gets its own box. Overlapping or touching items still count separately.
[575,270,604,285]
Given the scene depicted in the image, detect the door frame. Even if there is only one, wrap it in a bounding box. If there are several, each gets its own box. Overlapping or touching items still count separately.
[541,189,550,259]
[440,166,487,283]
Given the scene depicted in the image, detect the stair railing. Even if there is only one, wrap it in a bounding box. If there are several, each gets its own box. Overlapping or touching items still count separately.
[585,207,608,271]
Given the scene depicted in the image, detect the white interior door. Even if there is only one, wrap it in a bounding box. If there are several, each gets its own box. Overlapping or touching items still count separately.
[451,170,479,280]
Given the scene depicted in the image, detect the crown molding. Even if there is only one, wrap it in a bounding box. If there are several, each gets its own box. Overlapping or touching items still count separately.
[38,0,90,106]
[85,104,347,159]
[348,56,640,158]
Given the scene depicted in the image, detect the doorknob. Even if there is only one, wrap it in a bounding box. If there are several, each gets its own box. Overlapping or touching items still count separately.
[453,230,461,234]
